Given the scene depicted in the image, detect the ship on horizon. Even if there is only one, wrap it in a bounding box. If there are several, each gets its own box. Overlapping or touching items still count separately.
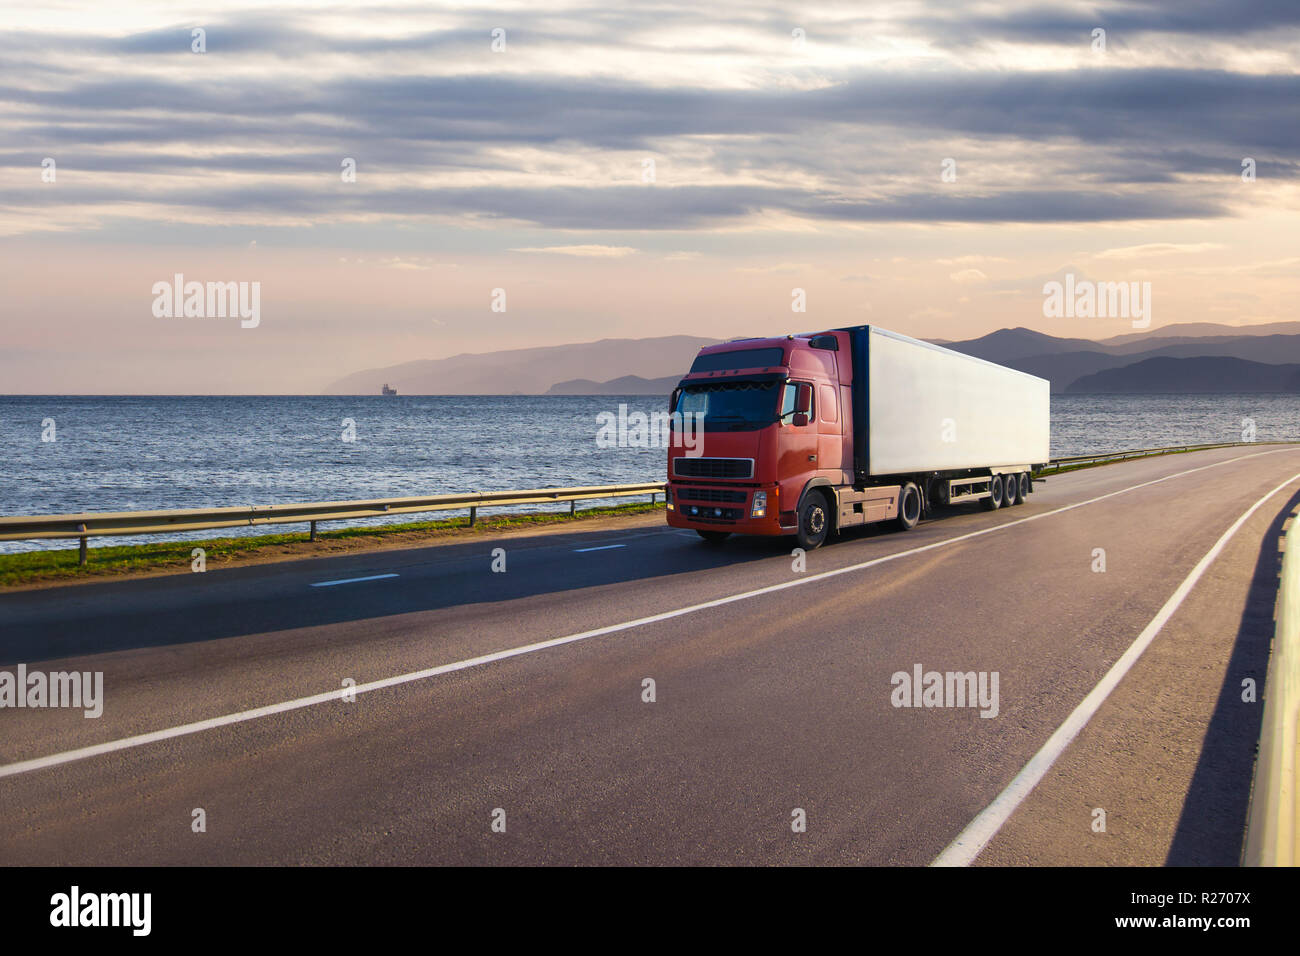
[381,383,397,396]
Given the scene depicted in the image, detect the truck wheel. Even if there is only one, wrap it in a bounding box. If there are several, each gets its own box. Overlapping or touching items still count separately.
[895,482,921,531]
[981,474,1003,510]
[1019,473,1032,499]
[796,490,831,550]
[696,530,730,545]
[1005,473,1022,506]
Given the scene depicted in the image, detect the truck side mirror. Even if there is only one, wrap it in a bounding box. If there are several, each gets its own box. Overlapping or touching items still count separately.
[795,383,812,413]
[792,383,813,427]
[669,388,681,416]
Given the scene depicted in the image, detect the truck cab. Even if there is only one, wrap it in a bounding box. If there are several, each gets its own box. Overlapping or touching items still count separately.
[666,331,855,546]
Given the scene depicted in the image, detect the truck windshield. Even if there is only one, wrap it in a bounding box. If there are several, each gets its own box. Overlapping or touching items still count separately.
[675,382,780,430]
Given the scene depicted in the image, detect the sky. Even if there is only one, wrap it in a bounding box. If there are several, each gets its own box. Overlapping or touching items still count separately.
[1,0,1297,393]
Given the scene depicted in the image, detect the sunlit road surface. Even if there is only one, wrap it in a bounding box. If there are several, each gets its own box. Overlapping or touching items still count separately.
[2,445,1297,865]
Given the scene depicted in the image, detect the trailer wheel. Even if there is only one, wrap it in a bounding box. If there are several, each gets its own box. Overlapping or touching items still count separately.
[981,474,1004,510]
[895,482,921,531]
[1005,473,1022,506]
[1019,473,1032,500]
[696,530,730,545]
[796,490,831,550]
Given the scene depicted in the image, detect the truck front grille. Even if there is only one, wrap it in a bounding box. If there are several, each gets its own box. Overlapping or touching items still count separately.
[673,457,753,479]
[677,487,747,504]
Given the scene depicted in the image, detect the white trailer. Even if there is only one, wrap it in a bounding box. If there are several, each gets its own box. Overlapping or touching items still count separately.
[859,327,1050,477]
[834,324,1050,530]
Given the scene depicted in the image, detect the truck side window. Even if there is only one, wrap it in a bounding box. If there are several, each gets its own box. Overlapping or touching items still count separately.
[818,385,837,424]
[781,382,813,423]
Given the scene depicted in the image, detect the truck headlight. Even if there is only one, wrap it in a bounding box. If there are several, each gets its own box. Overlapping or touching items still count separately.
[750,491,767,518]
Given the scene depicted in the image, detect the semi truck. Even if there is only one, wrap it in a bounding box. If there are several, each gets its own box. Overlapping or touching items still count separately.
[665,324,1049,549]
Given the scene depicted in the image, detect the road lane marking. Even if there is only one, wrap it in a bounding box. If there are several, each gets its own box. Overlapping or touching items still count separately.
[2,448,1296,781]
[288,530,677,582]
[309,573,400,588]
[574,544,626,553]
[932,468,1300,867]
[377,528,679,573]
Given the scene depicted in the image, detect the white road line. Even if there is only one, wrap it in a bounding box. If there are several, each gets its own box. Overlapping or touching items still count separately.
[385,528,680,572]
[932,468,1300,867]
[573,544,626,553]
[309,573,400,588]
[1,448,1295,782]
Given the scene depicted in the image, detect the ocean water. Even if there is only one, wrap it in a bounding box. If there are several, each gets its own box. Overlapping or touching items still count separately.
[2,394,1297,552]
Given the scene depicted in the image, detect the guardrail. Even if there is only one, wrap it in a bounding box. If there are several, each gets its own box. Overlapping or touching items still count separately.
[0,483,667,565]
[1,441,1290,565]
[1034,441,1274,475]
[1244,504,1300,866]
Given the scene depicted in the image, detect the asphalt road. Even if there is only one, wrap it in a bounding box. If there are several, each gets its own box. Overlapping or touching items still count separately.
[2,445,1298,865]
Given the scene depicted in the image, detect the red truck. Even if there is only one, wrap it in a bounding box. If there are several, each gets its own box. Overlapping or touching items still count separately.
[666,325,1050,549]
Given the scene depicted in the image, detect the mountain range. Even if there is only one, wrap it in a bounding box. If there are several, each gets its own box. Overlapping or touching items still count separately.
[323,322,1300,395]
[943,324,1300,392]
[322,336,718,396]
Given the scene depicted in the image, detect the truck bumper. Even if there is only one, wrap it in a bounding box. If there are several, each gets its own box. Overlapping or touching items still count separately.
[665,482,790,536]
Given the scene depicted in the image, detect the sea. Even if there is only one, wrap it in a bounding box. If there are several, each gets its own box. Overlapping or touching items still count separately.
[2,394,1296,553]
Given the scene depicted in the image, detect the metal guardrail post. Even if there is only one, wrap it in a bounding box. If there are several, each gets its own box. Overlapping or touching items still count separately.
[310,520,317,542]
[1244,507,1300,866]
[77,524,87,566]
[468,506,476,527]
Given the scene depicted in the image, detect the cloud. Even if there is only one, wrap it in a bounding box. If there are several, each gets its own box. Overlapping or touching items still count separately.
[949,268,988,283]
[734,262,813,274]
[909,307,955,321]
[510,244,638,256]
[908,0,1300,46]
[16,180,1234,231]
[0,5,1295,239]
[1093,242,1227,258]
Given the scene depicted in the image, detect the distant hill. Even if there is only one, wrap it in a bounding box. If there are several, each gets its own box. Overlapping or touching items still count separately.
[943,328,1102,362]
[1096,321,1300,347]
[995,350,1120,389]
[546,374,680,395]
[943,328,1300,392]
[1066,356,1300,393]
[323,335,718,395]
[325,323,1300,396]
